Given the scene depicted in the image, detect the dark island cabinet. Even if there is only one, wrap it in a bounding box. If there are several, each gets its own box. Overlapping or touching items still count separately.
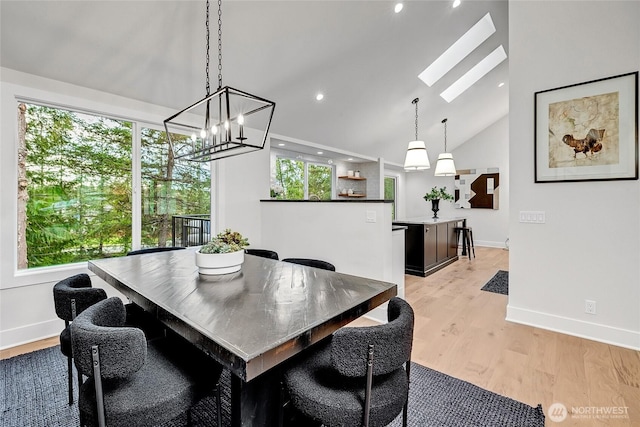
[393,219,462,277]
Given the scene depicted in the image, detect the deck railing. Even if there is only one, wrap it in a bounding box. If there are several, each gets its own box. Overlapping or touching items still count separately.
[172,214,211,247]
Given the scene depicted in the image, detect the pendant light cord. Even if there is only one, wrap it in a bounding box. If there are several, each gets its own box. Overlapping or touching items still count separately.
[442,118,448,151]
[412,98,419,140]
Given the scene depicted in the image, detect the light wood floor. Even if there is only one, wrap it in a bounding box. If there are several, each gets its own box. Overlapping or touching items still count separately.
[3,247,639,426]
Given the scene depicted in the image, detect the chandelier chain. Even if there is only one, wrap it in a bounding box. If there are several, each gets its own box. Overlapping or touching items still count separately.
[205,0,210,95]
[217,0,223,89]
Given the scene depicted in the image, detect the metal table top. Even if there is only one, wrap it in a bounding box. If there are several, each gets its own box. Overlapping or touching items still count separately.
[88,249,396,382]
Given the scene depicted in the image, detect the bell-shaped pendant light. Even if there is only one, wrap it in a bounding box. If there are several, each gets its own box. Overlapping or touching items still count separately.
[404,98,431,171]
[434,118,457,176]
[164,0,275,162]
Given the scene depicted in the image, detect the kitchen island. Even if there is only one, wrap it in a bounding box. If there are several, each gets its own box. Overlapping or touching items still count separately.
[393,217,465,277]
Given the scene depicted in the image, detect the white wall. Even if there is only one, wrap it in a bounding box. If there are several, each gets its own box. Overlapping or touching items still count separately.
[215,128,270,247]
[508,1,640,349]
[404,170,456,219]
[261,201,393,281]
[451,115,509,248]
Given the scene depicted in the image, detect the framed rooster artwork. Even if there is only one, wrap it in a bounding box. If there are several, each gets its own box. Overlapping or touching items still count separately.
[534,71,638,182]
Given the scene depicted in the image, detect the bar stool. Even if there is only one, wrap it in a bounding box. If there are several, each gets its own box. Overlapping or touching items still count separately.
[454,226,475,259]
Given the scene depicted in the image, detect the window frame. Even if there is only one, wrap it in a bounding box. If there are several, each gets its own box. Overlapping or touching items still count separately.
[274,154,335,200]
[9,98,212,278]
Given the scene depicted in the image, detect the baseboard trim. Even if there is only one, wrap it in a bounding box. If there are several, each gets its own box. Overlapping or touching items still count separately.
[0,319,61,351]
[506,305,640,351]
[475,240,508,249]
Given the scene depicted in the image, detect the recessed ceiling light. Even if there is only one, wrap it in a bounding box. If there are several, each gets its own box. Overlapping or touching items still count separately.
[316,93,324,101]
[394,3,403,13]
[317,151,323,155]
[418,13,496,87]
[278,143,285,146]
[348,158,354,161]
[440,45,507,103]
[452,0,461,8]
[498,82,505,88]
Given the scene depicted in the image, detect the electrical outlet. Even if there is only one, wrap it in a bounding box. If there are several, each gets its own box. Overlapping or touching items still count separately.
[585,300,596,315]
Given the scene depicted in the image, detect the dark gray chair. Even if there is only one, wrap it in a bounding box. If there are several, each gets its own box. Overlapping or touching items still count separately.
[281,257,336,271]
[282,297,414,427]
[53,273,107,405]
[126,246,185,256]
[245,248,279,260]
[71,297,223,427]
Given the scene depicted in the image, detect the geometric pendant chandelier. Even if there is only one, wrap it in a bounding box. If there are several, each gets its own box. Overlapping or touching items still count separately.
[164,0,275,162]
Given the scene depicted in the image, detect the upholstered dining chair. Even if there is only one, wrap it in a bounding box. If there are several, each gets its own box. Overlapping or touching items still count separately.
[245,248,280,260]
[281,297,414,427]
[71,297,223,427]
[281,257,336,271]
[126,246,186,256]
[53,273,107,405]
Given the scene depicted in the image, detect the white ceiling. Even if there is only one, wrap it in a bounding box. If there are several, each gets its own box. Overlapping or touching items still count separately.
[0,0,509,165]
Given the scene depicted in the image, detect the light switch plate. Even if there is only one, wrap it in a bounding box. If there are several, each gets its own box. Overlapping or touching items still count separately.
[366,211,376,223]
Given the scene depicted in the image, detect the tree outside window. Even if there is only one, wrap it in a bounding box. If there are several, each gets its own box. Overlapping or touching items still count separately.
[384,176,397,220]
[19,104,132,268]
[274,157,332,200]
[17,104,212,269]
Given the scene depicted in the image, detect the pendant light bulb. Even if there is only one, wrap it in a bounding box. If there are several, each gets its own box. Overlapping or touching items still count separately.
[237,114,244,125]
[200,129,207,139]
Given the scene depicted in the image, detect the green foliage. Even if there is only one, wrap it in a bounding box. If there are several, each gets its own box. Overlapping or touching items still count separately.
[384,177,396,220]
[200,229,249,254]
[22,104,210,269]
[24,105,132,268]
[423,186,454,202]
[275,157,332,200]
[275,158,304,199]
[308,164,332,200]
[140,128,210,247]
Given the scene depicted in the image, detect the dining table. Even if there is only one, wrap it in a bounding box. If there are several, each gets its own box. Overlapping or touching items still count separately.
[88,249,397,426]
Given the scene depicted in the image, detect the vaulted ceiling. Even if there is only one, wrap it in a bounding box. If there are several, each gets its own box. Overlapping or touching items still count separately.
[0,0,509,165]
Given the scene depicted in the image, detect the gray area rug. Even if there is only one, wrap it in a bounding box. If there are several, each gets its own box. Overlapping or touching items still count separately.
[481,270,509,295]
[1,346,544,427]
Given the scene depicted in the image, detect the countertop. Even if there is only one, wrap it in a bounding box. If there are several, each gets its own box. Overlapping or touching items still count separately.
[393,216,466,225]
[261,199,393,203]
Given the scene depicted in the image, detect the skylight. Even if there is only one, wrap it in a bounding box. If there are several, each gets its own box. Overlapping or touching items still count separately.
[417,13,495,87]
[440,45,507,103]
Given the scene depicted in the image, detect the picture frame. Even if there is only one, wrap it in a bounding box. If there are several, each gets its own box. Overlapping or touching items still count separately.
[534,71,638,183]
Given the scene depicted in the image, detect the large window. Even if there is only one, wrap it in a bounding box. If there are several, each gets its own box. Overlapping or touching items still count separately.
[140,128,210,248]
[274,157,332,200]
[19,104,133,268]
[17,103,211,270]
